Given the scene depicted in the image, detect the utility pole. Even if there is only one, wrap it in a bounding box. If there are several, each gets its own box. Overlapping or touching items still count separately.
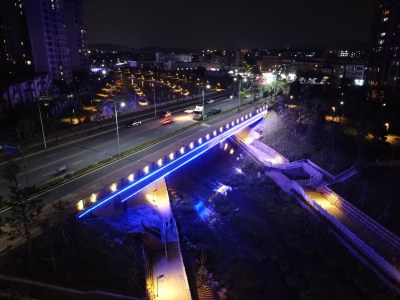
[114,105,120,155]
[154,84,157,117]
[37,98,47,149]
[202,89,205,118]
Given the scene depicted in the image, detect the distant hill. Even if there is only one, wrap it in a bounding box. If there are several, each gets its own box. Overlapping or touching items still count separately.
[88,43,200,53]
[299,40,370,50]
[88,43,134,52]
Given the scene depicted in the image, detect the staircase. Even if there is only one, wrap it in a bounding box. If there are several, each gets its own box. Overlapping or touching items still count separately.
[335,166,358,183]
[166,241,180,260]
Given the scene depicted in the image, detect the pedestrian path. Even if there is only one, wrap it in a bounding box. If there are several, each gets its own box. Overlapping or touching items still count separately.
[145,179,192,300]
[241,136,400,282]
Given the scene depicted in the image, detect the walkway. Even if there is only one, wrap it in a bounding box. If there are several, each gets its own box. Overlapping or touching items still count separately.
[242,137,400,271]
[145,179,192,300]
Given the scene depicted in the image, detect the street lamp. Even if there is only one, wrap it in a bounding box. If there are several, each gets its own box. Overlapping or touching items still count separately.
[156,274,164,297]
[235,77,247,111]
[152,189,158,203]
[153,83,157,117]
[385,123,390,132]
[114,102,125,155]
[201,84,211,117]
[37,97,47,149]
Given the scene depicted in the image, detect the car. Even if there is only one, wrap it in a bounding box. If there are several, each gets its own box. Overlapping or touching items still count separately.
[54,165,67,176]
[206,108,221,117]
[206,99,215,104]
[161,117,173,125]
[125,119,142,128]
[159,111,171,118]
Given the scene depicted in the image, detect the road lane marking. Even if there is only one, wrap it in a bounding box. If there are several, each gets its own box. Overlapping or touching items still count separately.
[43,171,55,176]
[73,160,84,165]
[47,153,57,158]
[120,144,127,147]
[94,139,102,142]
[98,151,107,155]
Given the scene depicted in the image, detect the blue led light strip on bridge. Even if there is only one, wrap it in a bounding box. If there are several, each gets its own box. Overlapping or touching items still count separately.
[77,110,266,219]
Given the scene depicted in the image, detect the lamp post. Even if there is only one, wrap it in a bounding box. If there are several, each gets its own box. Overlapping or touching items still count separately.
[153,83,157,117]
[37,97,47,149]
[114,102,125,155]
[201,84,211,118]
[235,77,247,111]
[153,189,158,203]
[156,274,164,297]
[385,123,390,132]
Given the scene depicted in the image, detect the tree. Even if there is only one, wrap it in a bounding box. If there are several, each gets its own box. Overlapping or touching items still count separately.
[4,186,42,268]
[3,160,20,188]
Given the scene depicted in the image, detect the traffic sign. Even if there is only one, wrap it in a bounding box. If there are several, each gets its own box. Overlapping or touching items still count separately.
[3,143,20,155]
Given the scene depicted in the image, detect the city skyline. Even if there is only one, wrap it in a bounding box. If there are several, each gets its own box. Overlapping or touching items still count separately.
[83,0,376,49]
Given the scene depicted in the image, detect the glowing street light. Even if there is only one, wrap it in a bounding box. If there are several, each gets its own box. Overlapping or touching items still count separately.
[156,274,164,297]
[385,123,390,132]
[114,102,125,156]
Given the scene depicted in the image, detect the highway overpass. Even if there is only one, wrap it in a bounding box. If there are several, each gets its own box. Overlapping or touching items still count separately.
[77,104,268,219]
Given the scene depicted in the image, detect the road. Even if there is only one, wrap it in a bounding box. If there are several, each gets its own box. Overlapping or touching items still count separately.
[0,92,257,200]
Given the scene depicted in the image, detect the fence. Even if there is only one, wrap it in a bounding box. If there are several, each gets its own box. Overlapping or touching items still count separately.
[292,181,400,285]
[322,187,400,254]
[251,140,289,164]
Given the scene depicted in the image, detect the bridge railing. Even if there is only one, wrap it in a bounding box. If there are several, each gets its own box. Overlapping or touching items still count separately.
[251,139,290,165]
[292,182,400,285]
[322,187,400,254]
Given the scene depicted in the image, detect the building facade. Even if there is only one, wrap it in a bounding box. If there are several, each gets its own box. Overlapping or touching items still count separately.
[368,0,400,101]
[0,0,88,113]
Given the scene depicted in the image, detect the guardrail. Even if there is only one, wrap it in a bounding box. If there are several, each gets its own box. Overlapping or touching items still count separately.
[292,181,400,285]
[250,140,289,165]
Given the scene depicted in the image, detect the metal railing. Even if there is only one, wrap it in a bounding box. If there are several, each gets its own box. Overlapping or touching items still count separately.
[292,182,400,285]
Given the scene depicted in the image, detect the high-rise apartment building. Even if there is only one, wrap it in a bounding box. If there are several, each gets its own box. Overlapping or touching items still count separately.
[368,0,400,101]
[64,0,88,73]
[0,0,88,84]
[0,0,34,79]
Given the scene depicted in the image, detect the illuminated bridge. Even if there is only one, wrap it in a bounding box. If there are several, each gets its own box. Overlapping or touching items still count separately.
[77,105,268,219]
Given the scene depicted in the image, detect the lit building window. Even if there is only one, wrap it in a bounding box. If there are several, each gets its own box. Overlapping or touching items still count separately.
[383,17,388,22]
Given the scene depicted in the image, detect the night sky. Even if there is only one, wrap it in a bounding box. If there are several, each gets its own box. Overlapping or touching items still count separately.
[83,0,375,49]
